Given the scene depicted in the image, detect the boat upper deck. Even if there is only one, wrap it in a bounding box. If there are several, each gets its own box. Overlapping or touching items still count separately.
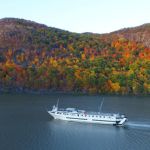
[58,108,121,117]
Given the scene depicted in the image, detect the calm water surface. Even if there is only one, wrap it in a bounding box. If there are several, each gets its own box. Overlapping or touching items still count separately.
[0,94,150,150]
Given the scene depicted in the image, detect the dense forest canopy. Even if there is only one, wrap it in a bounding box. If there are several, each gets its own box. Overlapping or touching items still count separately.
[0,18,150,94]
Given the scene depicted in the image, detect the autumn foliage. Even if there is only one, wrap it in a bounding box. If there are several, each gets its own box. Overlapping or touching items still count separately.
[0,18,149,94]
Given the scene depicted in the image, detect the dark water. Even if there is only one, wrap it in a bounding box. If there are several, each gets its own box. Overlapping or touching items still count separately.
[0,94,150,150]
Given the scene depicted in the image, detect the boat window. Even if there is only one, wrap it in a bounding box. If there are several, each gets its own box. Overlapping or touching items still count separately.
[57,112,61,114]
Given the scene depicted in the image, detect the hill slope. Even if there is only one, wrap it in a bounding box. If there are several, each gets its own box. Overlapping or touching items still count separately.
[110,23,150,48]
[0,18,149,94]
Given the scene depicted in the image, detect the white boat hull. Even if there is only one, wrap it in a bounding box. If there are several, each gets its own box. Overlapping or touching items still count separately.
[48,111,127,125]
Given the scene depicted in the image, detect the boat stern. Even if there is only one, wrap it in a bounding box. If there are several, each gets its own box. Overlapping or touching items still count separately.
[115,117,127,126]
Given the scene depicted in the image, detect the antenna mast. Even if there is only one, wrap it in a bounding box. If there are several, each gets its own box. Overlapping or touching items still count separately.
[99,97,104,113]
[56,98,59,108]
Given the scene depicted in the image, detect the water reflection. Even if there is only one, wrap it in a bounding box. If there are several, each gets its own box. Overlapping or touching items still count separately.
[45,120,127,150]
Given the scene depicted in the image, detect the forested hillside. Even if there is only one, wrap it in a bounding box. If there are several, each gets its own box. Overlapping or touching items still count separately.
[0,18,149,94]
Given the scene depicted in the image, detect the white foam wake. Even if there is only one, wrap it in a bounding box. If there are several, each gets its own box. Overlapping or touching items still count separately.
[125,121,150,129]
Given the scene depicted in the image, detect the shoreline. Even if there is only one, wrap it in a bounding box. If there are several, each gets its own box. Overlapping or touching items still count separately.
[0,87,149,96]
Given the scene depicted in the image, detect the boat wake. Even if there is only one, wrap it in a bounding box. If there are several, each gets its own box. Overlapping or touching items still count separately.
[125,121,150,130]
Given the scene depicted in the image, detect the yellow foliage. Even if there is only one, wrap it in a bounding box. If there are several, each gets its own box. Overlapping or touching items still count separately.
[68,45,74,51]
[144,83,150,92]
[49,58,58,67]
[81,53,86,60]
[5,60,15,67]
[65,58,71,65]
[90,54,95,61]
[73,65,79,69]
[127,69,134,76]
[74,70,81,79]
[108,80,120,92]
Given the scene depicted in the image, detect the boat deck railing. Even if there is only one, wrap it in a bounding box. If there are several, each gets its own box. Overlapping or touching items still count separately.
[57,108,121,117]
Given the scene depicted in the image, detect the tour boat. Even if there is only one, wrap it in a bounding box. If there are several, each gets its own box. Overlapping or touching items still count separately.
[48,99,127,126]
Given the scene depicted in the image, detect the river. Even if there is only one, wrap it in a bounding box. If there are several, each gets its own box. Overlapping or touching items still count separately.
[0,94,150,150]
